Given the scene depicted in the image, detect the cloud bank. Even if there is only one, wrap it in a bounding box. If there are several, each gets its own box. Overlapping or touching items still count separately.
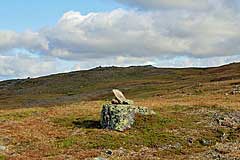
[115,0,210,10]
[0,31,48,52]
[0,54,57,79]
[0,0,240,79]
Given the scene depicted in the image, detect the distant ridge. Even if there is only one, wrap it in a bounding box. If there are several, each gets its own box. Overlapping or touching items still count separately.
[0,62,240,109]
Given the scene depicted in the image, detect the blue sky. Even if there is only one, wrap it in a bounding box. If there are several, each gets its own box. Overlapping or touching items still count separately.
[0,0,240,80]
[0,0,124,31]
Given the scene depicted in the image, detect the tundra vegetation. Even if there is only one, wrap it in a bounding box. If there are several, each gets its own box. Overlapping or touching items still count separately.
[0,63,240,159]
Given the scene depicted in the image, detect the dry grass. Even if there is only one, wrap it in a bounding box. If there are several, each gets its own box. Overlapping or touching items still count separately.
[0,64,240,159]
[0,93,239,159]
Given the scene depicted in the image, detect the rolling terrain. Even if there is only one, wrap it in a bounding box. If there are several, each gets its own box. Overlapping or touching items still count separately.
[0,63,240,159]
[0,62,240,109]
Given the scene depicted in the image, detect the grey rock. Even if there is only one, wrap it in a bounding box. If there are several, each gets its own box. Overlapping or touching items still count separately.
[111,99,119,104]
[173,142,182,149]
[199,139,212,146]
[231,85,240,95]
[105,149,113,156]
[112,98,134,105]
[123,99,134,105]
[213,112,240,129]
[187,137,194,145]
[100,104,156,131]
[112,89,134,105]
[0,145,6,151]
[133,106,156,115]
[93,157,107,160]
[112,89,127,103]
[101,104,135,132]
[101,89,156,131]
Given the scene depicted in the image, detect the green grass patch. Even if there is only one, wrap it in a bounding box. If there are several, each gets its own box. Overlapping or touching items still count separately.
[0,155,6,160]
[51,116,77,128]
[55,136,79,149]
[51,104,237,156]
[0,108,46,121]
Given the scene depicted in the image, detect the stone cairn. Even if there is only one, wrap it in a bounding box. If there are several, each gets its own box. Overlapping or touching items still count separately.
[100,89,156,132]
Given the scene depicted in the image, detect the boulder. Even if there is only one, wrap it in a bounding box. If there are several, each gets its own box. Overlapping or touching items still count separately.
[100,89,156,131]
[100,104,135,132]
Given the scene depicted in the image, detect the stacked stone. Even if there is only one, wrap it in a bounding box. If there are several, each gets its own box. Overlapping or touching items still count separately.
[100,89,155,132]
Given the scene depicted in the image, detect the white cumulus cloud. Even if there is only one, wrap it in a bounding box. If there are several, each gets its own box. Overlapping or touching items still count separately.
[0,0,240,79]
[0,53,59,80]
[41,5,240,59]
[0,31,48,52]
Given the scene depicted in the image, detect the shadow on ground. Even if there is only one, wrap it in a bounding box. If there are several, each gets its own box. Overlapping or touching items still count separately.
[73,119,101,129]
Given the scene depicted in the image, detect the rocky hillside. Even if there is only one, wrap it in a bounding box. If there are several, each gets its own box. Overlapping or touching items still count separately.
[0,63,240,109]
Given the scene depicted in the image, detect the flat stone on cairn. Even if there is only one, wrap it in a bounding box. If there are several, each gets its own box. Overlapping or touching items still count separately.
[100,89,156,132]
[112,89,127,104]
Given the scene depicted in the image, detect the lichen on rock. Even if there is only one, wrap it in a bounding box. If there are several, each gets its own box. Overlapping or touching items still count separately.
[100,104,135,131]
[133,106,156,115]
[100,89,156,131]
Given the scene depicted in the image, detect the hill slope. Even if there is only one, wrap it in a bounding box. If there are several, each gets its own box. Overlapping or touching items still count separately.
[0,63,240,160]
[0,63,240,109]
